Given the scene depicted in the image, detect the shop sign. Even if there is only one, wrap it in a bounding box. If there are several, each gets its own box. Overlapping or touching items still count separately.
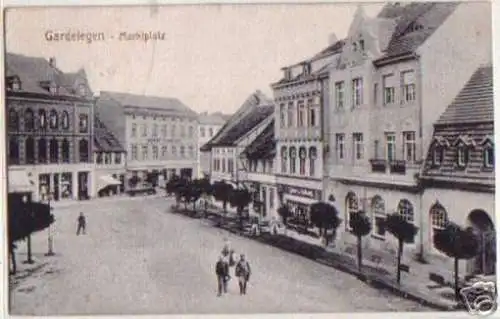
[286,186,320,199]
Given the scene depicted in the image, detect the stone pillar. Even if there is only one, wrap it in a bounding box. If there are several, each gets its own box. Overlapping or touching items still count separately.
[72,171,79,200]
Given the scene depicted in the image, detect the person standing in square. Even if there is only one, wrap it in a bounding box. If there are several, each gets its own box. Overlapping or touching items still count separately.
[77,212,86,235]
[235,254,251,295]
[215,255,229,296]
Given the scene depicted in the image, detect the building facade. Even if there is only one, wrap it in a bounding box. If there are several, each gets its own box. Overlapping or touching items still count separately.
[271,34,344,223]
[197,112,229,178]
[6,53,94,202]
[420,66,495,278]
[95,91,198,188]
[325,2,492,258]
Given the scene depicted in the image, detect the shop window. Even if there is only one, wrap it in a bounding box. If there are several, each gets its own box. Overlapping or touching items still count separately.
[61,172,73,199]
[371,195,385,239]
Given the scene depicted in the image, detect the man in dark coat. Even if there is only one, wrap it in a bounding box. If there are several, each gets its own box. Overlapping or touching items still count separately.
[77,212,86,235]
[235,254,251,295]
[215,256,229,296]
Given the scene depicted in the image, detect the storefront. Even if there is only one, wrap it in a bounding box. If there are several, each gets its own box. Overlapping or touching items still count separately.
[278,184,322,220]
[37,169,91,202]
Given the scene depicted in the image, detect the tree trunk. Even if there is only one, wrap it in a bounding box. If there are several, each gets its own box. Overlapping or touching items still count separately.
[26,235,33,263]
[238,207,243,231]
[10,244,16,275]
[454,257,460,301]
[396,239,403,284]
[357,235,362,273]
[204,200,208,218]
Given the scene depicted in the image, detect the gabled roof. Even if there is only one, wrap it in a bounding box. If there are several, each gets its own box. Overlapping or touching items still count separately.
[373,2,459,65]
[241,119,275,160]
[93,117,126,152]
[435,66,493,125]
[200,91,274,151]
[98,91,197,118]
[198,112,230,125]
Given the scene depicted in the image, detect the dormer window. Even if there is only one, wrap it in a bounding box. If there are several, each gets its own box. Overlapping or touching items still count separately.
[284,68,292,80]
[303,63,311,76]
[484,146,494,168]
[49,85,58,95]
[457,146,469,168]
[359,39,365,51]
[78,84,87,96]
[7,76,21,91]
[432,146,444,167]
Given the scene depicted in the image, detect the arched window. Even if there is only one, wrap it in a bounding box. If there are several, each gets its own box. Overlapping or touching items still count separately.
[49,138,59,163]
[309,147,317,177]
[299,146,306,175]
[8,109,19,131]
[79,139,89,162]
[38,139,47,163]
[9,138,19,164]
[398,199,414,223]
[371,195,385,239]
[430,202,447,231]
[289,147,297,174]
[281,146,288,173]
[62,139,70,163]
[24,108,34,131]
[25,137,35,164]
[49,110,58,129]
[345,192,358,231]
[287,102,294,127]
[61,111,70,130]
[39,109,47,129]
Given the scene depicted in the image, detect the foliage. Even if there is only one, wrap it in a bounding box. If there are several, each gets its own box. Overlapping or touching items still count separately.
[309,202,341,246]
[128,175,141,188]
[385,212,419,284]
[349,210,372,272]
[229,188,252,230]
[212,181,233,212]
[277,205,291,226]
[166,175,189,208]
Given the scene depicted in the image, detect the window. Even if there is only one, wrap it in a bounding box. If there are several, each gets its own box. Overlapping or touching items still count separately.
[172,146,177,157]
[299,147,306,175]
[335,81,345,109]
[352,78,363,107]
[374,139,380,159]
[49,110,58,129]
[280,104,286,128]
[79,114,88,133]
[345,192,358,231]
[270,188,275,209]
[281,146,288,173]
[162,124,167,138]
[38,139,47,163]
[131,123,137,137]
[432,146,444,166]
[200,127,206,137]
[152,124,158,137]
[221,158,226,172]
[180,126,186,137]
[484,146,494,168]
[209,128,213,137]
[25,137,35,164]
[142,124,147,137]
[402,71,416,103]
[188,146,194,158]
[287,102,294,127]
[371,196,386,239]
[188,126,194,138]
[308,99,316,127]
[171,125,177,137]
[335,134,345,160]
[131,144,138,160]
[353,133,364,160]
[289,147,297,174]
[62,111,69,130]
[373,83,378,105]
[383,74,395,105]
[24,109,34,131]
[39,109,47,130]
[457,147,468,168]
[398,199,414,223]
[180,146,185,158]
[152,145,159,160]
[104,153,112,164]
[79,139,89,162]
[141,145,148,160]
[309,147,317,177]
[297,101,305,127]
[385,133,396,162]
[403,131,416,163]
[78,84,86,96]
[115,152,122,164]
[9,138,19,165]
[8,109,19,131]
[96,152,104,164]
[228,159,234,174]
[49,138,59,163]
[61,139,70,163]
[430,203,447,232]
[161,145,168,158]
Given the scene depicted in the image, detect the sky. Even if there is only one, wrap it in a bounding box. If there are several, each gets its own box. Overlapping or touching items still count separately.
[5,3,383,114]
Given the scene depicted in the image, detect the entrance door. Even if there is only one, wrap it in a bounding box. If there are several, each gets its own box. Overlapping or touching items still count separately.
[53,173,60,201]
[78,172,89,200]
[468,209,496,275]
[119,174,125,193]
[261,187,267,218]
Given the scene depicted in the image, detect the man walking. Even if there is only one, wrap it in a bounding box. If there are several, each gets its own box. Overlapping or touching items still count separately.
[77,212,86,235]
[215,256,229,296]
[235,254,251,295]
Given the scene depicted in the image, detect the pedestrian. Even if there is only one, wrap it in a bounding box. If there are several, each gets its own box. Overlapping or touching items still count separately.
[77,212,86,235]
[235,254,251,295]
[215,255,230,296]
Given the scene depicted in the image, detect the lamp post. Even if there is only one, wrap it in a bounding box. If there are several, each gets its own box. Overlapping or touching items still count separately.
[22,194,34,264]
[44,191,55,257]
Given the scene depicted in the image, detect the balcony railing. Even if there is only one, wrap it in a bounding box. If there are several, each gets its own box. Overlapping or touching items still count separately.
[369,159,387,173]
[389,160,406,174]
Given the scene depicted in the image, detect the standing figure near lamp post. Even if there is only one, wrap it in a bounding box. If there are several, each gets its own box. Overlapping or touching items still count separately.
[44,191,55,256]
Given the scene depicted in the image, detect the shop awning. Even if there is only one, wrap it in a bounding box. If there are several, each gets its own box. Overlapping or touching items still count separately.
[8,170,34,193]
[97,175,121,191]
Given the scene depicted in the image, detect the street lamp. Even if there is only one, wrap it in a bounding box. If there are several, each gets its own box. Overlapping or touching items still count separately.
[22,194,34,264]
[45,192,55,257]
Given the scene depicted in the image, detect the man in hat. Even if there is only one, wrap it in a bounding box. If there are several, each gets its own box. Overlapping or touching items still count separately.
[215,255,229,296]
[235,254,251,295]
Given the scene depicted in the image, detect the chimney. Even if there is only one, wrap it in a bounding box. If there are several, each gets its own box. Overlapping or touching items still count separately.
[48,57,56,68]
[328,33,338,45]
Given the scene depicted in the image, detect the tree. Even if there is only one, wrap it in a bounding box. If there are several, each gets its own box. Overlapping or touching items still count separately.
[166,175,185,209]
[434,222,479,301]
[212,181,233,225]
[187,179,205,213]
[199,178,213,218]
[128,175,140,188]
[349,210,372,273]
[385,213,419,284]
[277,205,291,235]
[229,188,252,230]
[309,202,341,246]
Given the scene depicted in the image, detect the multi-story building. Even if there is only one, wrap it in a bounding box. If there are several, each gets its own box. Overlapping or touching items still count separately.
[6,53,95,202]
[201,91,274,188]
[92,116,127,197]
[271,33,344,221]
[240,119,278,220]
[325,3,491,257]
[420,65,495,278]
[197,112,229,178]
[95,92,198,187]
